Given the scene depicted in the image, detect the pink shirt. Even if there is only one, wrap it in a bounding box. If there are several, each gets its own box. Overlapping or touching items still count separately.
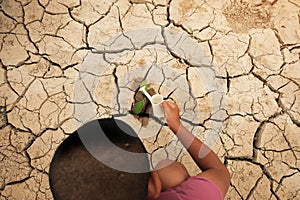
[155,176,223,200]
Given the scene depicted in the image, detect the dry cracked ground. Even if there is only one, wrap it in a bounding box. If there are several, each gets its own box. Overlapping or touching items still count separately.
[0,0,300,199]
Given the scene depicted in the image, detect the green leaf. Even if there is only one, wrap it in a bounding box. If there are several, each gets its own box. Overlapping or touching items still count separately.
[139,81,148,95]
[132,100,145,115]
[140,81,147,88]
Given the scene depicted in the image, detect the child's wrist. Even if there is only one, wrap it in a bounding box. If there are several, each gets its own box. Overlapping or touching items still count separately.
[169,121,181,134]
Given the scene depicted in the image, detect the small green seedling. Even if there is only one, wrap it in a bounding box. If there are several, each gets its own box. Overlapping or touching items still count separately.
[132,99,145,115]
[140,81,147,88]
[132,81,148,115]
[139,81,147,94]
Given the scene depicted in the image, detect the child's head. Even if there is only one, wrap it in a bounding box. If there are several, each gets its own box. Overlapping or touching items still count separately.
[49,118,150,200]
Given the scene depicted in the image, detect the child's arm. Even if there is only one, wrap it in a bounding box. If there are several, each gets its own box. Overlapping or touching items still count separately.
[161,101,231,197]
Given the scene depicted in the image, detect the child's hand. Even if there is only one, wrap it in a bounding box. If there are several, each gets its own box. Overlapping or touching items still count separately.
[161,101,181,133]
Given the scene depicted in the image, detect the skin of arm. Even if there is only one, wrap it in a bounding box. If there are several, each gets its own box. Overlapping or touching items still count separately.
[161,101,231,198]
[154,159,189,191]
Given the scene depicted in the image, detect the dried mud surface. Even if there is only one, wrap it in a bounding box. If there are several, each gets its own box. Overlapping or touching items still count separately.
[0,0,300,199]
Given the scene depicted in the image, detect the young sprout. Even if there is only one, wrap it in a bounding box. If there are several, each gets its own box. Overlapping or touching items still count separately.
[139,81,147,94]
[132,81,148,115]
[132,99,145,115]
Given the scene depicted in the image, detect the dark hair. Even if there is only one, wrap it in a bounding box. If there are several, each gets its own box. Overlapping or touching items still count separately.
[49,118,150,200]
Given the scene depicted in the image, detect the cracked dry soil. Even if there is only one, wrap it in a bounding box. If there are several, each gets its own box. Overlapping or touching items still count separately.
[0,0,300,199]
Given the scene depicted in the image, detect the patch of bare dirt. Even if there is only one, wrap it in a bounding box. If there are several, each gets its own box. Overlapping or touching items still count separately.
[223,1,274,33]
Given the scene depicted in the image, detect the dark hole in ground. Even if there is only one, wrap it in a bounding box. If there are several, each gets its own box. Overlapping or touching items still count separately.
[130,85,157,127]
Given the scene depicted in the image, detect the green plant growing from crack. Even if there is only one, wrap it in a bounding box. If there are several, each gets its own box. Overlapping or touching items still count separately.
[132,81,147,115]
